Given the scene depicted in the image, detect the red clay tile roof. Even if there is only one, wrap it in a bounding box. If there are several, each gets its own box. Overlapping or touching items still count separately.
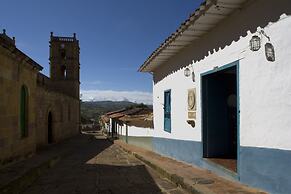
[101,107,153,128]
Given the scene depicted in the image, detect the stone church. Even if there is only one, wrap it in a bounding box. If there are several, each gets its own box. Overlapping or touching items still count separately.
[0,30,80,165]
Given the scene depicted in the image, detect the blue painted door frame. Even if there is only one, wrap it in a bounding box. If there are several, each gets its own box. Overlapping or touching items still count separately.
[164,90,171,133]
[200,60,240,179]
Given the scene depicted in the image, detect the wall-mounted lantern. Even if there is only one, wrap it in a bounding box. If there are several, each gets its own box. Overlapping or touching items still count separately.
[249,35,261,51]
[184,66,195,82]
[249,30,276,62]
[265,43,275,62]
[184,67,191,77]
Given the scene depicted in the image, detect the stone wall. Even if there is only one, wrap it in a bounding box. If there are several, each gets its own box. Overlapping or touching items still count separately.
[35,85,80,147]
[0,45,38,165]
[0,32,80,166]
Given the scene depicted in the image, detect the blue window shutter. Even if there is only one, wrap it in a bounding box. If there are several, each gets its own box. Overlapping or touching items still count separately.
[164,90,171,133]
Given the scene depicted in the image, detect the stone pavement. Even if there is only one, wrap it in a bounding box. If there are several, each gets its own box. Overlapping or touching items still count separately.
[0,132,268,194]
[114,140,267,194]
[0,135,77,194]
[17,133,189,194]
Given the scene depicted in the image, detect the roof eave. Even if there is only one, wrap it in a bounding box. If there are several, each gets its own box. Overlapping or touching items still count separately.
[139,0,248,73]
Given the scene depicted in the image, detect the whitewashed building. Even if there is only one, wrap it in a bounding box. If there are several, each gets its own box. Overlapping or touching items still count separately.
[139,0,291,193]
[101,108,154,150]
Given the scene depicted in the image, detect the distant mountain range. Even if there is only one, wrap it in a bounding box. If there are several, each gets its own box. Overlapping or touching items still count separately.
[81,101,152,124]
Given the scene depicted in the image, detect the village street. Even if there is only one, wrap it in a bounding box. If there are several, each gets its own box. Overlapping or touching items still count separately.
[1,1,290,193]
[21,133,188,194]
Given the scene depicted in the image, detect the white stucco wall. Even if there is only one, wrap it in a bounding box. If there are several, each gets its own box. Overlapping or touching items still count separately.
[118,125,154,137]
[152,1,291,151]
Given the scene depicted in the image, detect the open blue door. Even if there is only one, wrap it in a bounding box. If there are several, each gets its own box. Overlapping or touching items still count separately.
[201,63,238,173]
[164,90,171,133]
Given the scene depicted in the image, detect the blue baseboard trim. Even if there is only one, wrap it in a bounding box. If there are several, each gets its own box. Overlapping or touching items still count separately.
[152,137,291,194]
[152,137,237,180]
[119,135,153,151]
[240,146,291,194]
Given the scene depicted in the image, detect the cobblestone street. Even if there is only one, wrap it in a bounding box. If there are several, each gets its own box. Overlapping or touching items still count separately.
[22,133,188,194]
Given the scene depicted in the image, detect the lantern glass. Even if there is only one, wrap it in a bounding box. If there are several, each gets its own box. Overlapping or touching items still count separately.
[184,67,191,77]
[250,35,261,51]
[265,43,275,62]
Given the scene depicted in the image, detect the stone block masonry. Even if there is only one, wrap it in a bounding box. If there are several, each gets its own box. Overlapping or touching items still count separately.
[0,30,80,166]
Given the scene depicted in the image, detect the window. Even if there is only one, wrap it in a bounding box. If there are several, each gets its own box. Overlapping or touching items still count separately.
[20,85,28,138]
[164,90,171,133]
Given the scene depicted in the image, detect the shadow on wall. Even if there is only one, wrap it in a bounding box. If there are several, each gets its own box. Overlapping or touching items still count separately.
[153,0,291,84]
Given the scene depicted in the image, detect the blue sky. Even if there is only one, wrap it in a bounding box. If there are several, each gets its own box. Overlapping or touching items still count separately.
[1,0,203,103]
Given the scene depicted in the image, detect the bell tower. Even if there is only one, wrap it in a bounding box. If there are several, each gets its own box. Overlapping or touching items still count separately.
[49,32,80,98]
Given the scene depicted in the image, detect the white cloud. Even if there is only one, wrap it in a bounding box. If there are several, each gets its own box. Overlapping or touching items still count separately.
[80,90,153,105]
[82,81,102,85]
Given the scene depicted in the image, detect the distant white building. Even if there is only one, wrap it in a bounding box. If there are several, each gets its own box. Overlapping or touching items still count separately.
[101,107,154,150]
[139,0,291,193]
